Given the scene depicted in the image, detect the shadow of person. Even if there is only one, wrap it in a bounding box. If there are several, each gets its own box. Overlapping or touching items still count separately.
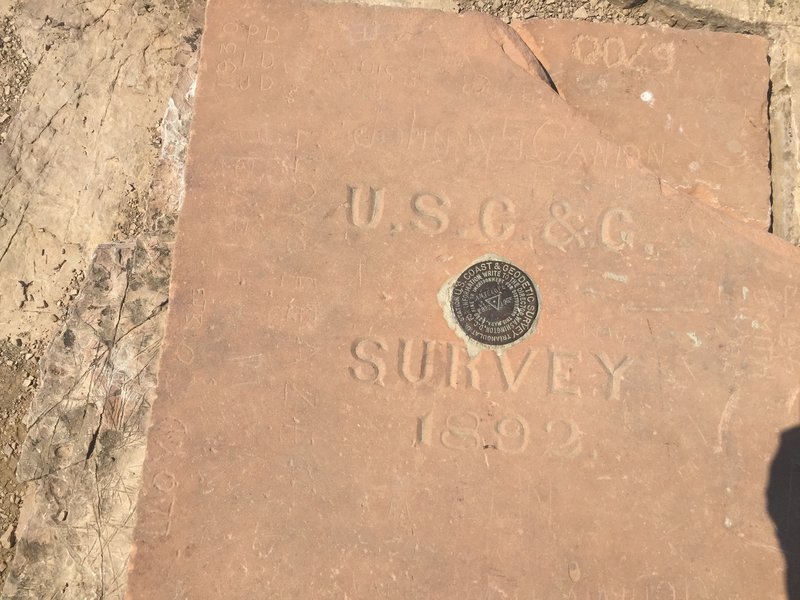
[768,426,800,599]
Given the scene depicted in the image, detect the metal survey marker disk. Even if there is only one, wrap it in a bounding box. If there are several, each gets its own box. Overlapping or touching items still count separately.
[450,260,539,346]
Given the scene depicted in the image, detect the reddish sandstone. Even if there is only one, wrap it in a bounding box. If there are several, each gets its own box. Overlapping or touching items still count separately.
[517,19,771,227]
[127,2,800,599]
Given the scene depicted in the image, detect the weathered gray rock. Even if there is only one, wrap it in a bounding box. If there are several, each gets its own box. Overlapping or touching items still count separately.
[2,237,171,600]
[0,0,194,340]
[648,0,798,28]
[770,25,800,244]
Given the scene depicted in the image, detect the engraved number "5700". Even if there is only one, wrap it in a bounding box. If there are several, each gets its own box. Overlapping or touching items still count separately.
[416,412,582,457]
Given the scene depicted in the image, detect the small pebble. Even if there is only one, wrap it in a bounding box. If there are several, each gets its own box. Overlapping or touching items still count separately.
[0,524,14,549]
[573,6,589,18]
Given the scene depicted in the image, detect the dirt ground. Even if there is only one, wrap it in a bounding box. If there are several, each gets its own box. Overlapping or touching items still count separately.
[0,0,794,596]
[0,340,37,578]
[0,10,37,582]
[458,0,654,23]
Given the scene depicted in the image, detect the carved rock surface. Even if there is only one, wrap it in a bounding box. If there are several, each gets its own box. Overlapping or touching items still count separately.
[641,0,800,244]
[2,238,171,600]
[126,1,800,599]
[518,19,771,227]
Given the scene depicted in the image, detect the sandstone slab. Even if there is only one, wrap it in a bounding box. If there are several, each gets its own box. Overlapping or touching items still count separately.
[640,0,800,245]
[517,19,771,227]
[117,1,800,598]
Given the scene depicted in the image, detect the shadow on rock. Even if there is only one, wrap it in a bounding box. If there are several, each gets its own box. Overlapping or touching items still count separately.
[767,426,800,600]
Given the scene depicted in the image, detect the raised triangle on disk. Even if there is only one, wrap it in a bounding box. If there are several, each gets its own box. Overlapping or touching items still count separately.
[484,292,504,310]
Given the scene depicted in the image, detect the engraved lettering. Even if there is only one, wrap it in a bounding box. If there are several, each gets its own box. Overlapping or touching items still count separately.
[281,419,312,446]
[462,74,490,96]
[495,416,529,454]
[531,119,566,164]
[446,343,481,390]
[184,313,203,327]
[347,185,384,229]
[398,338,436,384]
[549,349,582,396]
[416,412,433,446]
[543,201,586,251]
[417,412,576,456]
[215,63,239,82]
[652,42,676,74]
[573,34,675,74]
[654,581,678,600]
[264,25,280,44]
[349,337,388,385]
[497,348,537,392]
[600,207,634,251]
[441,412,482,450]
[352,113,379,149]
[153,417,188,454]
[140,497,174,539]
[348,335,632,397]
[347,19,378,43]
[247,24,279,44]
[411,192,450,234]
[260,51,275,69]
[152,471,177,493]
[285,298,319,327]
[545,419,583,458]
[284,382,315,410]
[572,35,602,65]
[594,353,635,400]
[603,37,644,69]
[479,197,516,241]
[648,142,666,168]
[175,341,195,365]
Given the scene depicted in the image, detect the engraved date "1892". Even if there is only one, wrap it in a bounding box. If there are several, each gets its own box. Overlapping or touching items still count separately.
[416,411,582,457]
